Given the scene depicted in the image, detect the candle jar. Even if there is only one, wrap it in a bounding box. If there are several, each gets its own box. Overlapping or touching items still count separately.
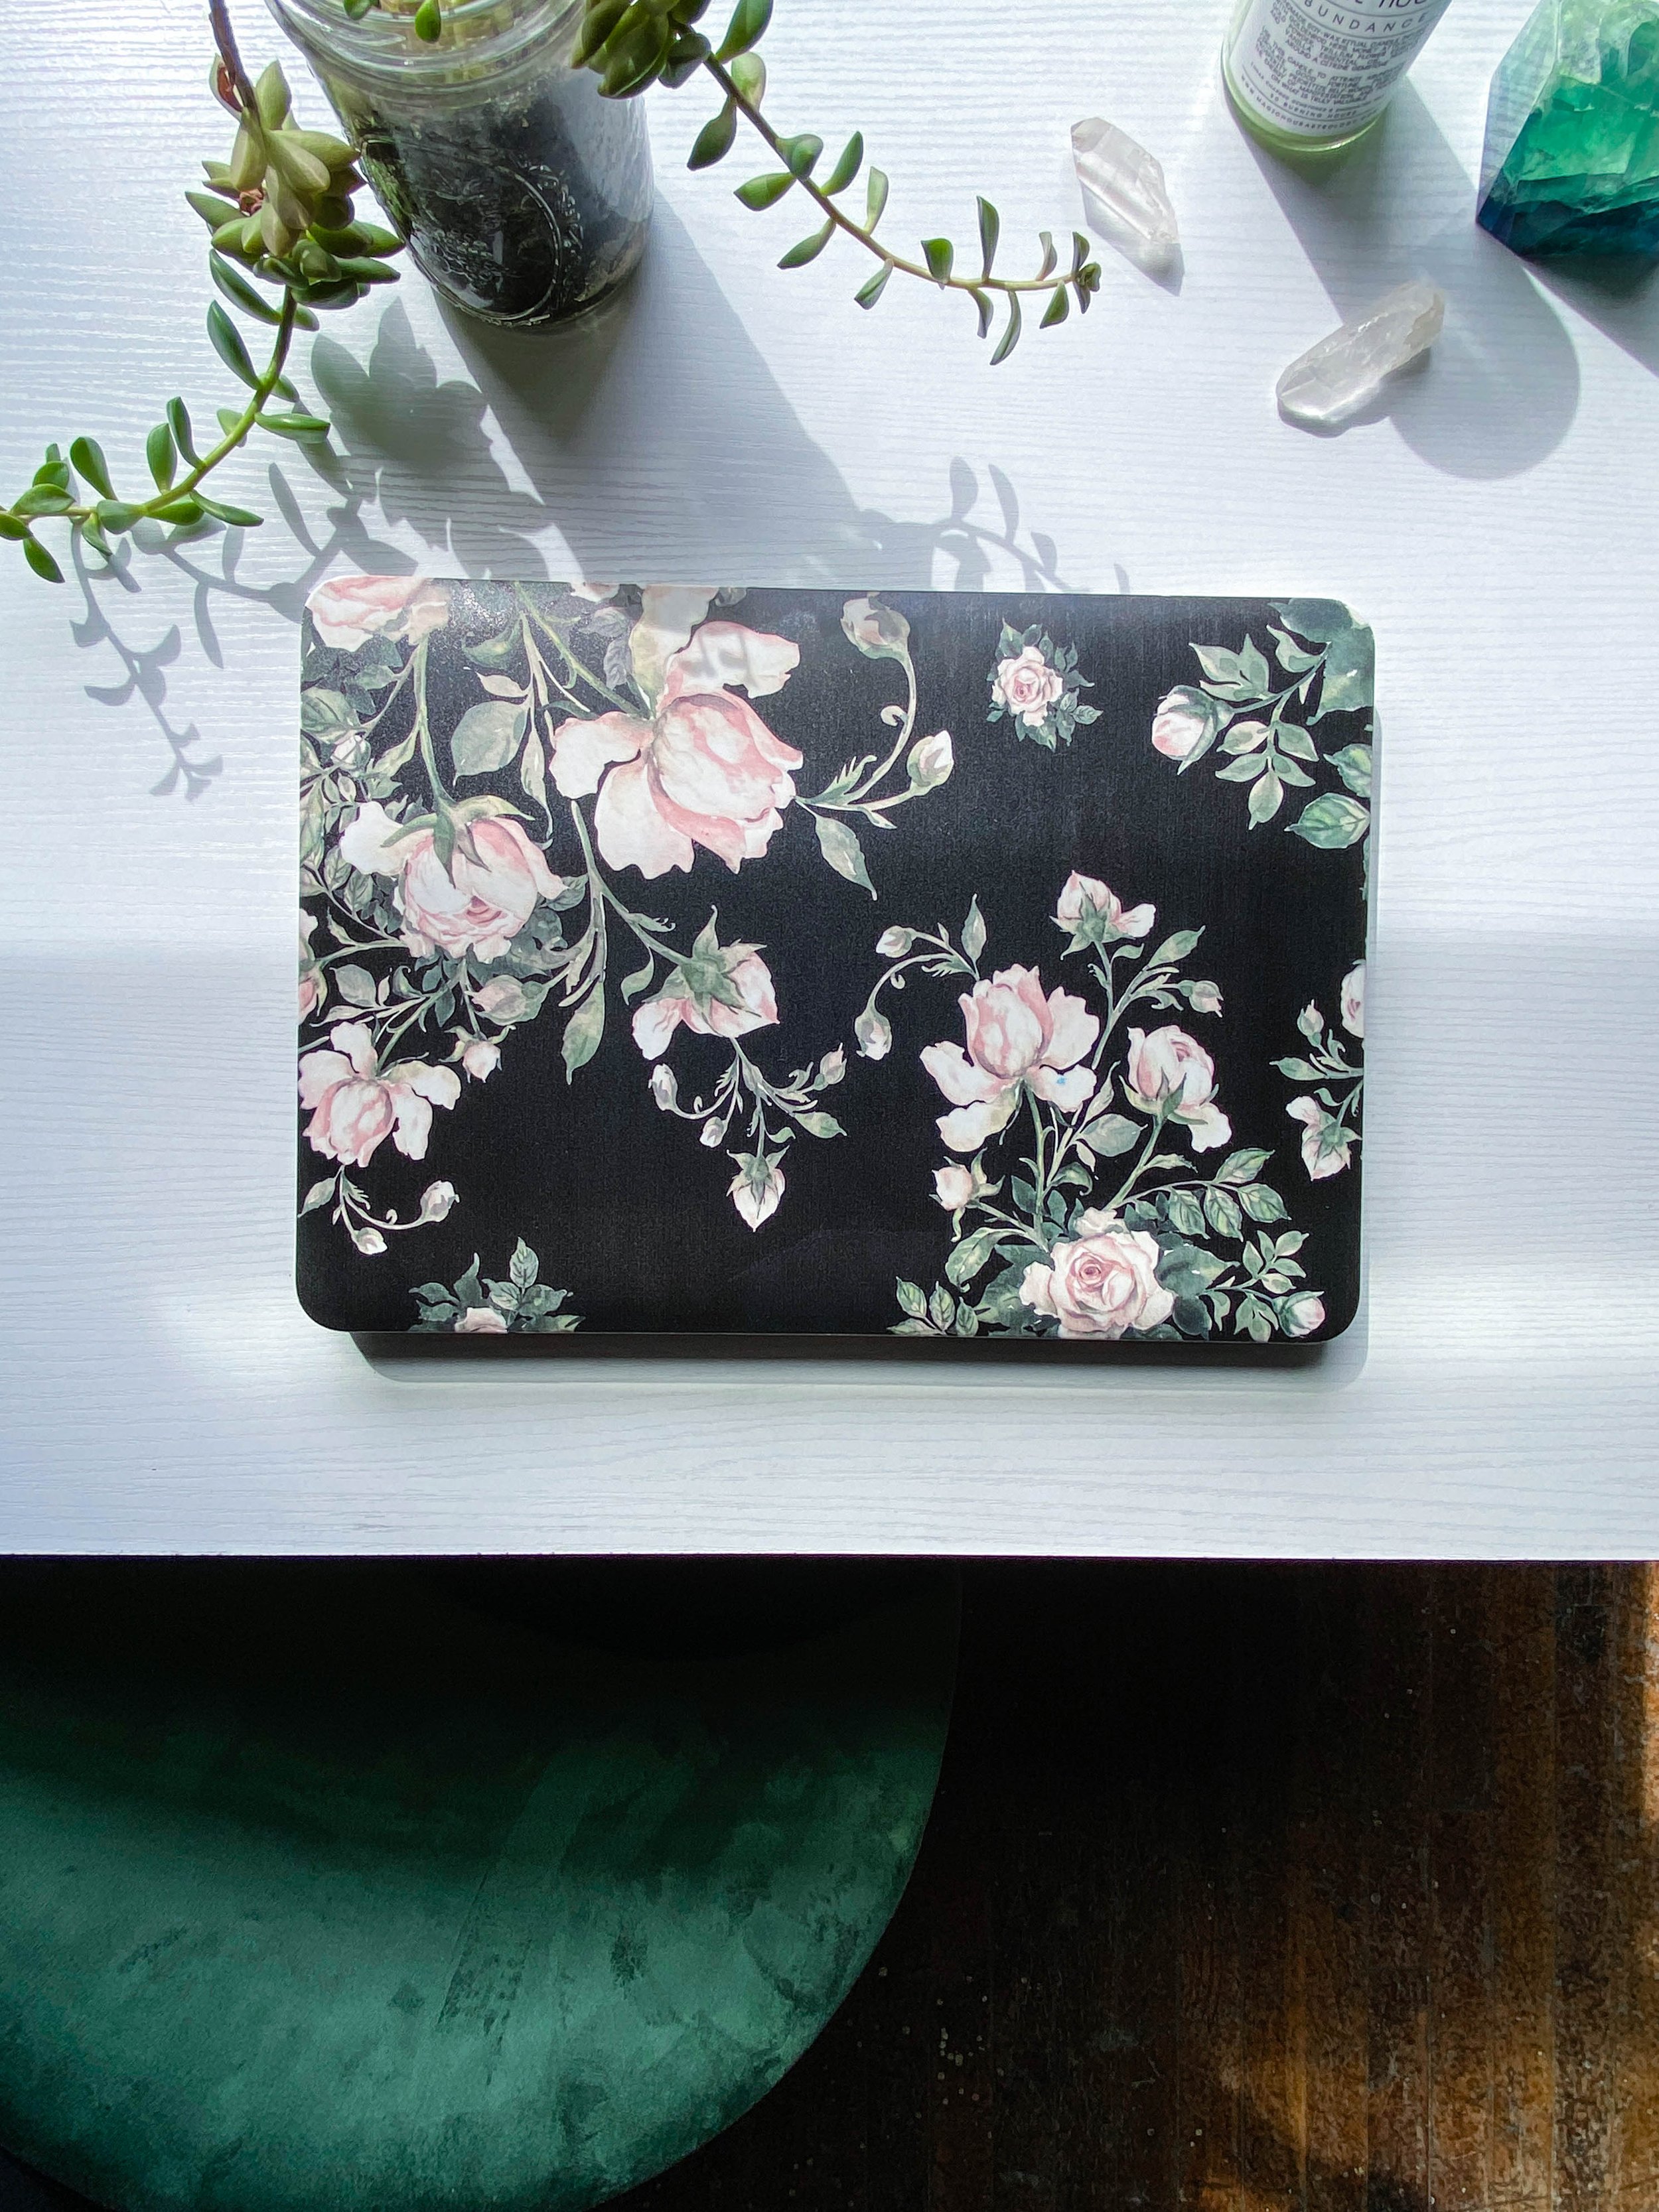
[265,0,652,329]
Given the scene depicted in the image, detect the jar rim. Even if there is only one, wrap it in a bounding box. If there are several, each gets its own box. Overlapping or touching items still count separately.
[265,0,586,85]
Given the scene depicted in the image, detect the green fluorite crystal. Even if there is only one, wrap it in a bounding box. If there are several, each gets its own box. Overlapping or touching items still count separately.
[1479,0,1659,257]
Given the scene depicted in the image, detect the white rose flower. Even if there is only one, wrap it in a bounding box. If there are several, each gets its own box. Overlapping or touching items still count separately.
[1340,961,1365,1040]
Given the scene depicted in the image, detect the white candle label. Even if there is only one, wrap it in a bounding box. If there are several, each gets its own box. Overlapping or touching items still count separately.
[1228,0,1452,138]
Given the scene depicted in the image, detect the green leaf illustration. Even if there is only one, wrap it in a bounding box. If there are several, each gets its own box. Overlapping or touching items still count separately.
[561,985,605,1080]
[814,812,875,896]
[1289,793,1370,849]
[451,699,525,776]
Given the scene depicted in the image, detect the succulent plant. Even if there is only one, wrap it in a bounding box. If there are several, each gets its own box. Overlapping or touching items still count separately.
[3,5,397,586]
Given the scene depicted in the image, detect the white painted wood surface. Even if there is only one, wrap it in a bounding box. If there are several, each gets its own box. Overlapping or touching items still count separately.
[1,0,1654,1555]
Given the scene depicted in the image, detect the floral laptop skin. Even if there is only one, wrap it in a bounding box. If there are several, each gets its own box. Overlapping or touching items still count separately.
[299,578,1370,1342]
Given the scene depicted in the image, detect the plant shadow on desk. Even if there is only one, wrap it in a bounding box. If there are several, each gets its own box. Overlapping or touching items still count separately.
[1244,85,1581,478]
[70,206,1077,802]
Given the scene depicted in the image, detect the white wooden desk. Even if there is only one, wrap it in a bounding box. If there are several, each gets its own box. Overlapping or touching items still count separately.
[1,0,1654,1554]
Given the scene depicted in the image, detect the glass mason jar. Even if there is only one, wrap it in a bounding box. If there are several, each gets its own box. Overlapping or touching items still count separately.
[265,0,653,328]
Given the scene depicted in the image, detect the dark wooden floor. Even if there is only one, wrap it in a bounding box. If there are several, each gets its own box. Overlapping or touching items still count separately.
[3,1564,1654,2212]
[618,1563,1659,2212]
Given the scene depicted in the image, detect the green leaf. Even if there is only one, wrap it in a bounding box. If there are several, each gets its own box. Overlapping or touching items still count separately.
[928,1284,956,1332]
[206,301,258,388]
[778,218,834,269]
[22,537,62,583]
[68,437,113,498]
[1215,754,1266,783]
[824,132,863,194]
[896,1279,928,1320]
[152,496,204,526]
[0,514,27,540]
[1270,598,1354,648]
[192,494,262,527]
[301,1178,336,1215]
[1277,721,1319,762]
[865,167,889,232]
[210,251,283,324]
[451,699,526,775]
[714,0,770,60]
[510,1238,538,1291]
[727,51,765,102]
[1165,1190,1206,1239]
[689,99,737,169]
[854,261,892,309]
[1204,1186,1244,1240]
[167,397,200,466]
[145,423,177,490]
[620,953,655,1003]
[736,170,795,210]
[1248,768,1284,827]
[1077,1112,1140,1158]
[946,1223,1005,1288]
[256,410,332,442]
[1148,929,1201,967]
[95,500,144,533]
[814,811,875,896]
[976,196,999,275]
[1316,621,1374,718]
[1217,1148,1273,1186]
[1221,721,1269,756]
[778,133,822,177]
[334,963,378,1008]
[1325,743,1372,798]
[571,0,628,67]
[413,0,441,36]
[968,287,993,339]
[1040,283,1068,327]
[561,985,605,1080]
[922,237,953,284]
[13,486,74,517]
[1240,1183,1289,1223]
[1289,792,1370,849]
[794,1109,843,1139]
[991,291,1021,366]
[1157,1241,1229,1295]
[962,895,986,963]
[1036,230,1057,279]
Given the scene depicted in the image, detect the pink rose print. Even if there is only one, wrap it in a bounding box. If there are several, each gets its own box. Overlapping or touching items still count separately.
[1123,1024,1231,1152]
[549,614,803,880]
[299,1022,461,1167]
[1283,1291,1326,1337]
[455,1306,508,1334]
[991,644,1065,727]
[922,966,1100,1153]
[1340,961,1365,1040]
[1019,1212,1175,1340]
[307,575,450,654]
[340,802,565,962]
[1053,870,1155,943]
[1151,687,1214,762]
[631,951,779,1061]
[1287,1096,1353,1179]
[461,1039,500,1081]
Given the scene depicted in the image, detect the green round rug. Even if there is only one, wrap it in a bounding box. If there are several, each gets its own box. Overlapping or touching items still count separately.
[0,1561,958,2212]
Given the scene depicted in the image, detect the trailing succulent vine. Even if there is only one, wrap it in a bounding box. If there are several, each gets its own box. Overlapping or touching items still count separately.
[7,0,1097,586]
[362,0,1104,359]
[3,1,396,587]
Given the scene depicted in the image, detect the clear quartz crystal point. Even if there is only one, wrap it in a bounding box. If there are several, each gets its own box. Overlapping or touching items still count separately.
[1275,280,1445,429]
[1070,117,1181,275]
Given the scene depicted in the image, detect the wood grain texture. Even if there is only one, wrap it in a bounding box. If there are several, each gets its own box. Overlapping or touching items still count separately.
[3,1561,1658,2212]
[613,1562,1659,2212]
[1,0,1658,1551]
